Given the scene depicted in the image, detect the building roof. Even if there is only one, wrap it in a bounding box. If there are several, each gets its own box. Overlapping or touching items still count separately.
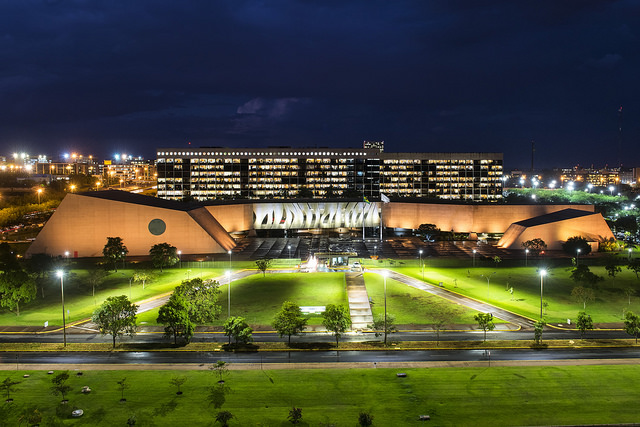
[513,208,596,227]
[80,190,195,211]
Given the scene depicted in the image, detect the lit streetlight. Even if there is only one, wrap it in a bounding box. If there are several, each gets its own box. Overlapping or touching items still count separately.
[609,186,615,196]
[540,269,547,320]
[419,249,424,280]
[374,245,377,257]
[288,244,292,259]
[472,249,477,267]
[629,248,633,261]
[177,250,182,268]
[525,249,529,267]
[228,250,232,270]
[36,188,43,204]
[576,248,581,266]
[56,270,67,347]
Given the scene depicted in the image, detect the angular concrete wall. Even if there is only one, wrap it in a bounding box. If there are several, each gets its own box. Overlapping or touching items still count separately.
[27,194,231,257]
[382,203,594,233]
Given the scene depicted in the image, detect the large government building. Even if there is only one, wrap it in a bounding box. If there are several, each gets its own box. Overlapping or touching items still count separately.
[156,145,503,201]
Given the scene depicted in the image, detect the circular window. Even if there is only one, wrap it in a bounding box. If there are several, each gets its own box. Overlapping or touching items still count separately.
[148,219,166,236]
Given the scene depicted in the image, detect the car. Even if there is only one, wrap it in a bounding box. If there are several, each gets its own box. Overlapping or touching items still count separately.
[352,261,361,269]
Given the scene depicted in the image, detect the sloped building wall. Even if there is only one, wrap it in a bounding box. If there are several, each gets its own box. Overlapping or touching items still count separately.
[26,194,229,258]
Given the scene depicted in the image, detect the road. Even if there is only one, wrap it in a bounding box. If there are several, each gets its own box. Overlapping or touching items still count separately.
[2,347,640,367]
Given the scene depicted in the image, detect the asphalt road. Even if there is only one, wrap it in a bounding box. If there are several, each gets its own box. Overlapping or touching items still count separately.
[3,347,640,366]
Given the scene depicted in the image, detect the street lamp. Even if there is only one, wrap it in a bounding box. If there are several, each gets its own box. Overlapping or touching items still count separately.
[472,249,477,267]
[36,188,43,204]
[419,249,424,280]
[56,270,67,347]
[609,185,615,196]
[228,250,232,270]
[227,271,231,318]
[374,245,377,257]
[482,272,496,301]
[576,248,581,266]
[288,244,292,259]
[540,269,547,320]
[525,249,529,267]
[177,250,182,268]
[629,248,633,261]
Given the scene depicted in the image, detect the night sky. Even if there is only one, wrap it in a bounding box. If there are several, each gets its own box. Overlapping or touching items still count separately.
[1,1,639,170]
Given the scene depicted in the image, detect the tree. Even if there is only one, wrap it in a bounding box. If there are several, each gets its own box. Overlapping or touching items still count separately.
[521,238,547,256]
[103,237,128,271]
[133,269,155,290]
[223,316,253,345]
[91,295,138,348]
[117,377,129,401]
[605,261,622,284]
[624,311,640,343]
[576,311,593,339]
[358,411,374,426]
[569,265,603,287]
[571,285,595,310]
[288,407,303,424]
[627,259,640,280]
[625,287,635,305]
[27,253,53,298]
[0,377,20,402]
[210,360,230,383]
[173,278,222,323]
[533,320,545,344]
[0,269,36,316]
[85,267,109,302]
[157,295,194,344]
[430,306,458,345]
[321,304,352,348]
[272,301,308,345]
[368,313,397,346]
[50,371,71,402]
[474,312,495,342]
[170,376,187,395]
[215,410,234,427]
[418,223,440,241]
[0,242,20,272]
[255,258,272,277]
[562,236,591,256]
[149,243,179,272]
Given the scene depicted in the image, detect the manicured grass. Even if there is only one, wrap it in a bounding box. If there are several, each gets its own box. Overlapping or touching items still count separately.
[363,272,481,325]
[140,272,348,327]
[0,267,227,326]
[392,264,640,324]
[2,365,640,425]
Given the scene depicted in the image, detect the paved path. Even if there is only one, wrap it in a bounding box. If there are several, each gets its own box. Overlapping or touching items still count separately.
[345,271,374,330]
[382,269,535,329]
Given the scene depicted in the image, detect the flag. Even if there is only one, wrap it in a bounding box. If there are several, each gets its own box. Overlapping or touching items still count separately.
[363,195,371,204]
[381,193,390,203]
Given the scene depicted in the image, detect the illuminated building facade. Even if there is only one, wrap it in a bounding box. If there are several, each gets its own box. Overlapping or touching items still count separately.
[156,147,503,201]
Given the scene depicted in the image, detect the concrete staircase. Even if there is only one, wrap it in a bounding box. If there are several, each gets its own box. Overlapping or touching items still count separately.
[345,272,374,331]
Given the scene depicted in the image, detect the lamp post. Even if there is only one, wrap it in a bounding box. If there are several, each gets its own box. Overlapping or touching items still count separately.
[472,249,477,267]
[628,248,633,262]
[609,186,615,196]
[288,244,292,259]
[374,245,377,257]
[177,250,182,268]
[37,188,43,204]
[56,270,67,347]
[525,249,529,267]
[121,251,126,270]
[540,269,547,320]
[576,248,581,266]
[482,272,496,301]
[228,250,232,271]
[227,271,231,318]
[419,249,424,280]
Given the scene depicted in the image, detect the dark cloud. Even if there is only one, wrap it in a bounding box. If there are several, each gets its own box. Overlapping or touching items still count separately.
[0,0,638,168]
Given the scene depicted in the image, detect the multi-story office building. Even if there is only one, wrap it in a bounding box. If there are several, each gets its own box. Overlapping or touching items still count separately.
[156,146,503,201]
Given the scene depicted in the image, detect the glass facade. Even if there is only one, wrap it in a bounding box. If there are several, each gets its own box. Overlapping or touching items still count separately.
[156,148,502,201]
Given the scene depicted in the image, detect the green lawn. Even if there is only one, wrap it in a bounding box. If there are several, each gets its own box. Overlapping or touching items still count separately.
[0,267,227,326]
[140,272,348,326]
[391,264,640,324]
[363,272,481,325]
[2,365,640,426]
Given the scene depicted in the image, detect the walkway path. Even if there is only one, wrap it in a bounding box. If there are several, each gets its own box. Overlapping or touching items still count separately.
[345,271,374,330]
